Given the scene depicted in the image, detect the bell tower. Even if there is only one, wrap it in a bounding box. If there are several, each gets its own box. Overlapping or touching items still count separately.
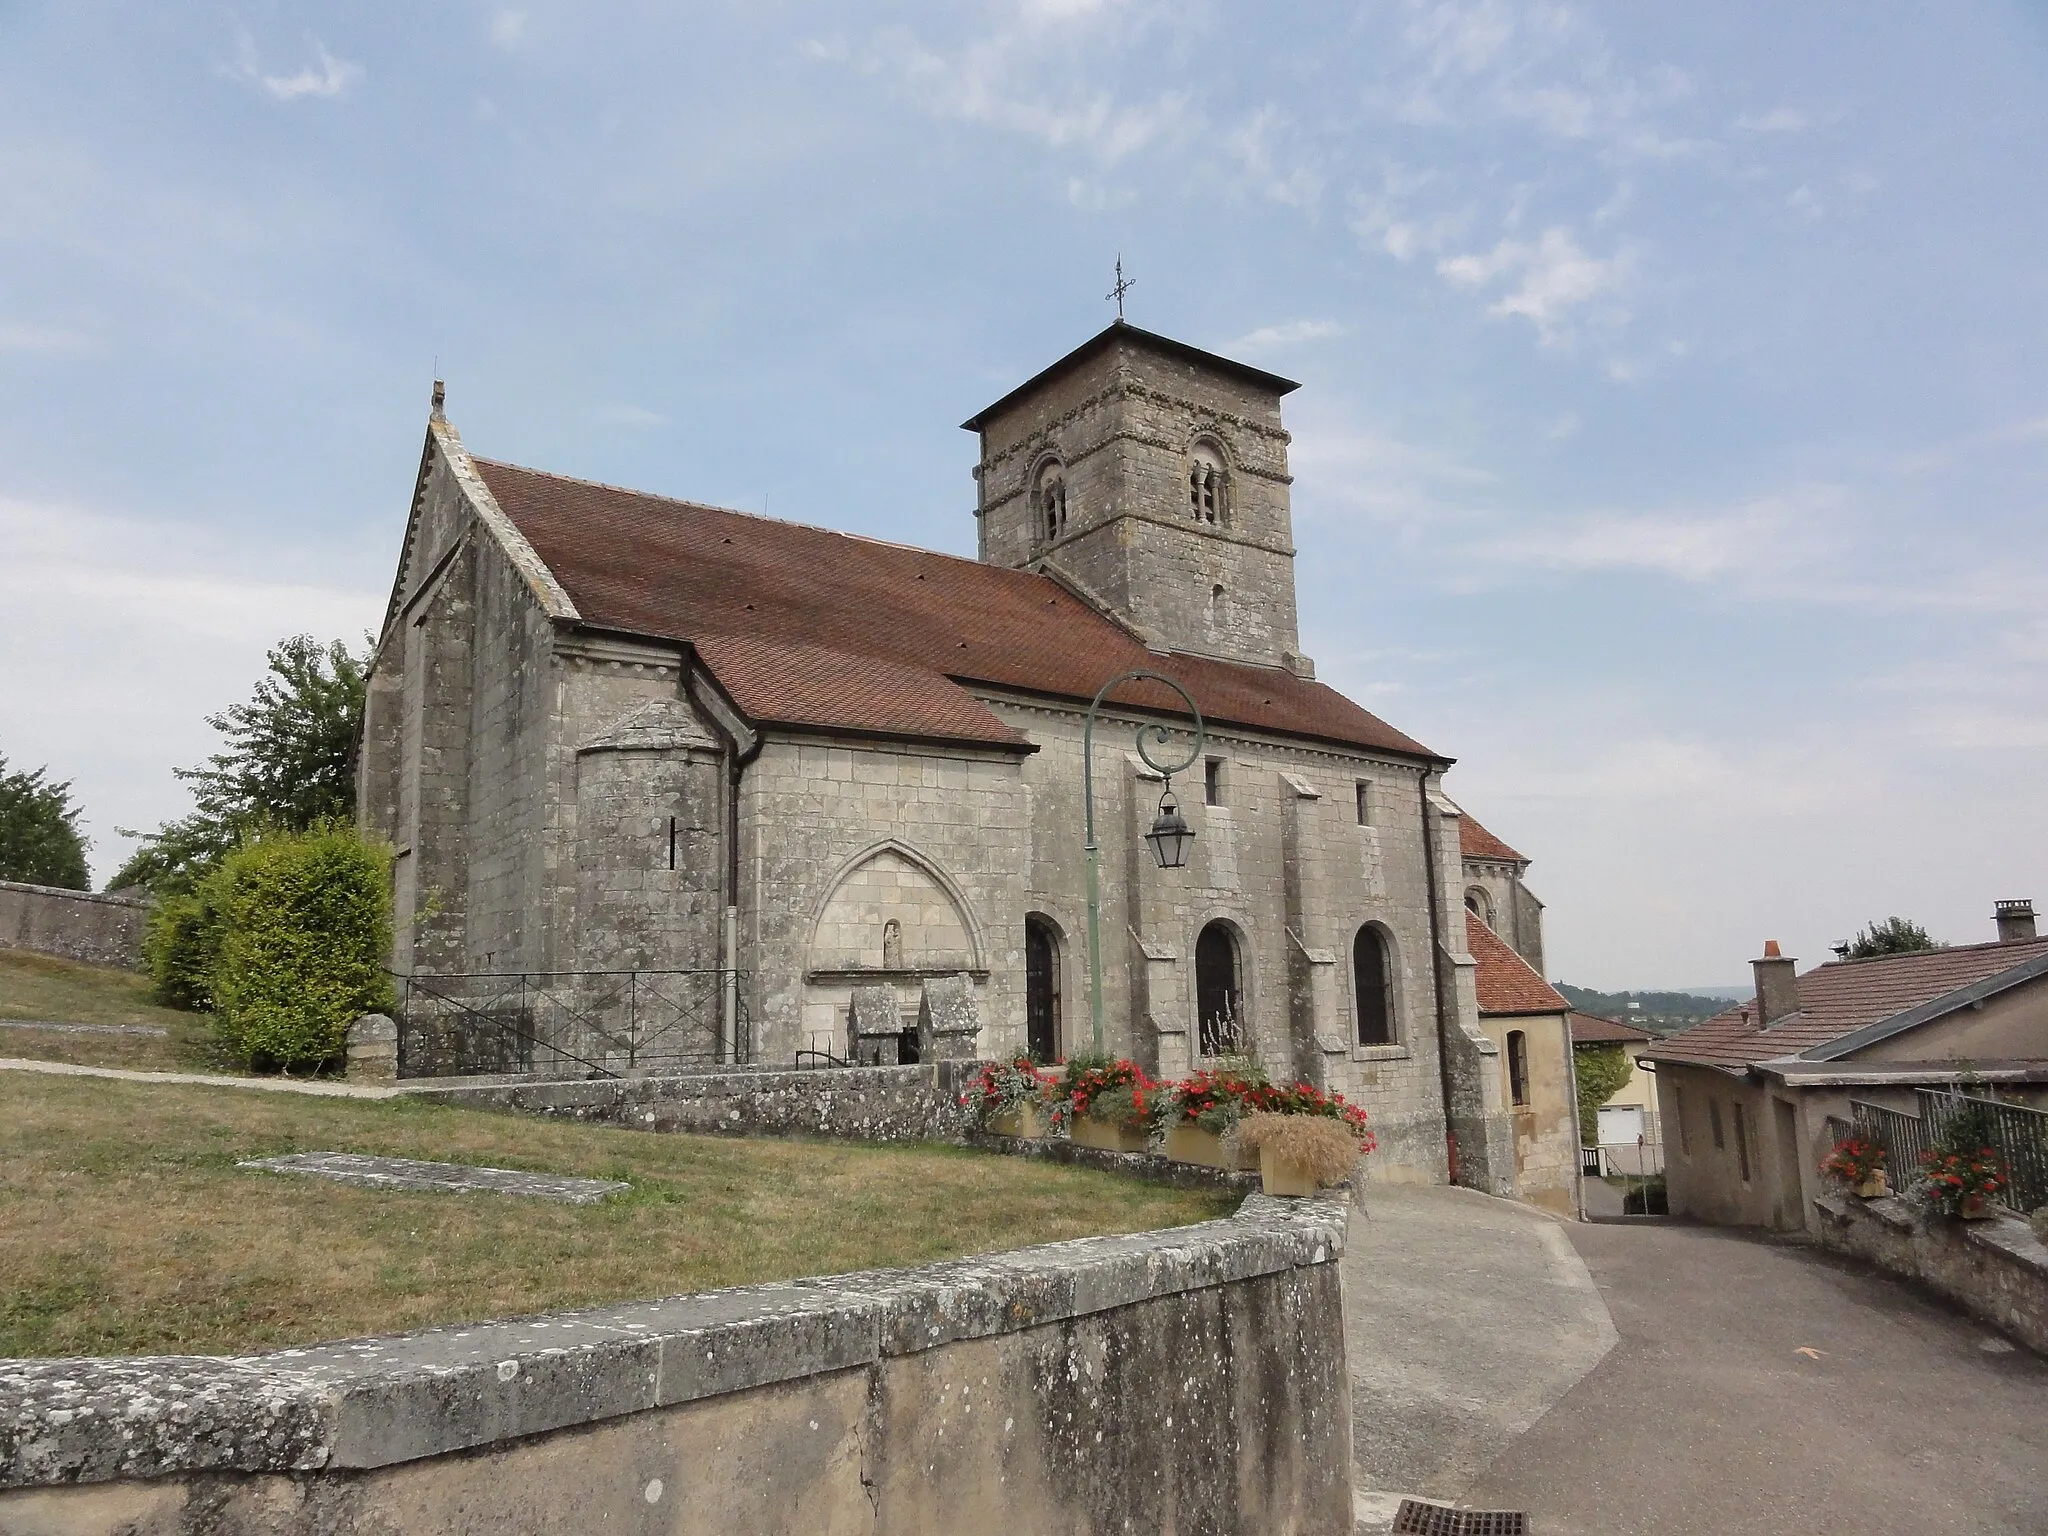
[963,321,1309,672]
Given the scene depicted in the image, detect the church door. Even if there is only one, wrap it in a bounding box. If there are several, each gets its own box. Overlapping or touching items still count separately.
[1025,917,1061,1062]
[1195,922,1243,1057]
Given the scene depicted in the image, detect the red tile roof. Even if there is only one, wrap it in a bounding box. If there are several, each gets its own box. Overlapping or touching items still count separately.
[474,458,1442,759]
[1569,1011,1654,1046]
[1645,937,2048,1070]
[1468,914,1568,1016]
[1459,812,1525,864]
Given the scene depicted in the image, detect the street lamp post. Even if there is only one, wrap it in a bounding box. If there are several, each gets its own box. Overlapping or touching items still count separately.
[1082,669,1206,1057]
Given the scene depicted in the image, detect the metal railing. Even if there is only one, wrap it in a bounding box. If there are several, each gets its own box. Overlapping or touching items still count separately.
[394,969,749,1080]
[1850,1090,2048,1215]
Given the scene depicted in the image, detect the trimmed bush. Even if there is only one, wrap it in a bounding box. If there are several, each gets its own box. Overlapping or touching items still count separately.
[208,824,393,1070]
[143,883,229,1011]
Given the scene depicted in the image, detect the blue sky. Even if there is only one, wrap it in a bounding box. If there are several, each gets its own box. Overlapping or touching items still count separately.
[3,2,2045,988]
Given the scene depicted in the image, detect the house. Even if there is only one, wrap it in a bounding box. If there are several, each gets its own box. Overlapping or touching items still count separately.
[1569,1011,1660,1177]
[357,319,1531,1193]
[1467,910,1578,1216]
[1644,901,2048,1232]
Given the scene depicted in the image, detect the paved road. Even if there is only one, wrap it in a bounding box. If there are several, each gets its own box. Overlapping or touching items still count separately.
[1469,1218,2048,1536]
[1344,1185,1618,1527]
[1344,1185,2048,1535]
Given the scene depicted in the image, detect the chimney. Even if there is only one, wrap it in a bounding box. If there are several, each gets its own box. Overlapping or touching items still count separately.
[1994,899,2037,944]
[1752,939,1799,1028]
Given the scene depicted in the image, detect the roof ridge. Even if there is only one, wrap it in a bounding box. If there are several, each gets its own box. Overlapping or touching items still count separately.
[471,455,1025,577]
[1816,934,2048,970]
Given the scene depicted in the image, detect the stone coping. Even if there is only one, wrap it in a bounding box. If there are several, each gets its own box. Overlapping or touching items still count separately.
[0,1193,1345,1490]
[1817,1191,2048,1269]
[0,880,147,909]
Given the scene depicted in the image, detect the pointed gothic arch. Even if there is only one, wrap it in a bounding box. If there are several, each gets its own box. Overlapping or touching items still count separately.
[804,838,987,975]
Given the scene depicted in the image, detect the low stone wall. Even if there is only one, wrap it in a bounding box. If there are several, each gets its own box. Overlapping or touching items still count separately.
[0,1195,1354,1534]
[1813,1193,2048,1354]
[0,881,149,971]
[401,1061,973,1142]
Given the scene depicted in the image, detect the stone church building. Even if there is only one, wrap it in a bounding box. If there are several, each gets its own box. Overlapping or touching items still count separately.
[359,320,1536,1190]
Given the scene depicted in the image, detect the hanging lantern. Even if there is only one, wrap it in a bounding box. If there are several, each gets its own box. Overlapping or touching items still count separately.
[1144,783,1195,870]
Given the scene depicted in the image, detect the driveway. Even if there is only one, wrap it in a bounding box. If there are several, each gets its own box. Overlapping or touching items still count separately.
[1344,1187,2048,1535]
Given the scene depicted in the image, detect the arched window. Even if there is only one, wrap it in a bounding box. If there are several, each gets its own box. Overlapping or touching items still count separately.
[1188,441,1227,526]
[1035,461,1069,543]
[1195,921,1244,1056]
[1024,915,1062,1063]
[1507,1030,1530,1107]
[1464,887,1493,926]
[1353,925,1395,1046]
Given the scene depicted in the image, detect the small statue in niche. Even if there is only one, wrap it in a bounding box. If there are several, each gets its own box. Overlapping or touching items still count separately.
[882,919,903,972]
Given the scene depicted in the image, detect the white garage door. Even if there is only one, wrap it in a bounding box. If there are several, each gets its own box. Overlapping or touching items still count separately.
[1597,1104,1646,1147]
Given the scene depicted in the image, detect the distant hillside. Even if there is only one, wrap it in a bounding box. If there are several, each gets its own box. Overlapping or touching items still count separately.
[1554,983,1736,1035]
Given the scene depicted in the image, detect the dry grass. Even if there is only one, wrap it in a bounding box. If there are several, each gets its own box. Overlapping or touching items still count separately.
[0,950,226,1072]
[1237,1112,1363,1185]
[0,1074,1234,1359]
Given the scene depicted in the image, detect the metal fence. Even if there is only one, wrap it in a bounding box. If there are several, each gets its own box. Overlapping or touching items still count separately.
[1849,1090,2048,1215]
[394,969,749,1080]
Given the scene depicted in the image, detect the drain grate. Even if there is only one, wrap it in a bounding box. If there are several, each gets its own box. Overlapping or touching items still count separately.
[1392,1500,1528,1536]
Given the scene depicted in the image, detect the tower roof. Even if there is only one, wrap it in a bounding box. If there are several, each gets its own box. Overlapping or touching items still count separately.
[960,320,1301,432]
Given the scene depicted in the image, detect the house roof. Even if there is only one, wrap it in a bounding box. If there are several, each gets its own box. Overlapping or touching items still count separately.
[1458,812,1526,864]
[959,320,1299,433]
[473,457,1442,760]
[1569,1011,1655,1046]
[1643,937,2048,1072]
[1468,913,1569,1017]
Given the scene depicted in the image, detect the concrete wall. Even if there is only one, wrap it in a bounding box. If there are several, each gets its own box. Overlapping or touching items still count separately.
[1813,1192,2048,1356]
[1844,975,2048,1064]
[0,881,149,970]
[0,1196,1354,1536]
[1479,1011,1577,1217]
[1658,1063,1824,1232]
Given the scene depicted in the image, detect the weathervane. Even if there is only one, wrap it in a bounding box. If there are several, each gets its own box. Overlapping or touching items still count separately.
[1106,256,1135,321]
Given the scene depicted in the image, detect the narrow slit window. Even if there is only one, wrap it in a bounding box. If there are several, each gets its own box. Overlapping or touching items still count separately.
[1507,1030,1530,1107]
[1204,758,1223,807]
[1733,1103,1751,1182]
[667,816,677,870]
[1355,781,1372,825]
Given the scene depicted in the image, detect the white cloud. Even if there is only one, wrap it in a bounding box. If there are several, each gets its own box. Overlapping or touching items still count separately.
[0,323,92,354]
[1225,107,1323,211]
[1438,226,1633,345]
[489,11,527,50]
[224,32,363,102]
[0,496,381,883]
[1229,319,1344,350]
[1735,108,1808,133]
[1461,489,1843,586]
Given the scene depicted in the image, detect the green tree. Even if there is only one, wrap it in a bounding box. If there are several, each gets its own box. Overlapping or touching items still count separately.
[111,635,368,894]
[1846,916,1941,959]
[0,755,90,889]
[1573,1043,1635,1145]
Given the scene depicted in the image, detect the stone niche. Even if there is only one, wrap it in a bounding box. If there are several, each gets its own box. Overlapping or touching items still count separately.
[802,845,986,1057]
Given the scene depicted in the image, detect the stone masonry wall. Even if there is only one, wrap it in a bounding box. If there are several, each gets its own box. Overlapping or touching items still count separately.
[0,881,149,970]
[971,334,1301,668]
[1813,1192,2048,1355]
[0,1197,1354,1536]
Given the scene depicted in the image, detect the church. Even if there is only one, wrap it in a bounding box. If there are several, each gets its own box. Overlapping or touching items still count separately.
[358,319,1553,1192]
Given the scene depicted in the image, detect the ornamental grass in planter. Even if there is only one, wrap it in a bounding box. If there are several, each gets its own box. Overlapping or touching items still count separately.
[1819,1134,1889,1199]
[961,1056,1053,1139]
[1235,1084,1377,1198]
[1060,1054,1155,1153]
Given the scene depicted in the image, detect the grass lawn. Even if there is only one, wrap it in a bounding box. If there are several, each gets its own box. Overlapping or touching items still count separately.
[0,950,227,1072]
[0,1074,1236,1359]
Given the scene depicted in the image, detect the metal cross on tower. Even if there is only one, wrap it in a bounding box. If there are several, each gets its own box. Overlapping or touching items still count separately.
[1106,256,1135,320]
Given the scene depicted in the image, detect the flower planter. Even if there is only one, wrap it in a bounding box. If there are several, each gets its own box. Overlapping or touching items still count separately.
[1855,1173,1890,1199]
[985,1103,1048,1140]
[1164,1124,1256,1171]
[1072,1113,1150,1154]
[1258,1145,1320,1198]
[1960,1194,1999,1220]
